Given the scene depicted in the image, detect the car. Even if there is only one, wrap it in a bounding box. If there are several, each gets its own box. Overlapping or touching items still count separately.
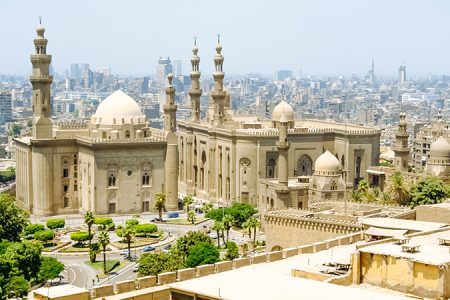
[132,265,139,272]
[167,212,179,218]
[150,217,160,222]
[163,244,172,253]
[120,250,129,256]
[208,232,218,239]
[143,245,155,252]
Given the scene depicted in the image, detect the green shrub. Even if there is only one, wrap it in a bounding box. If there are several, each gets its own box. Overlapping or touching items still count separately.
[24,224,44,235]
[148,233,160,238]
[206,203,257,227]
[94,217,113,226]
[185,242,219,267]
[135,224,157,237]
[126,218,139,228]
[46,218,65,230]
[115,228,123,237]
[107,222,115,231]
[70,231,93,245]
[34,230,55,243]
[225,241,239,260]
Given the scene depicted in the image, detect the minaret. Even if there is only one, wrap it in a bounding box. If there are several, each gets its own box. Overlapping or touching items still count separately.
[189,38,202,122]
[393,112,409,172]
[163,73,179,210]
[211,34,226,127]
[31,18,53,139]
[276,117,290,187]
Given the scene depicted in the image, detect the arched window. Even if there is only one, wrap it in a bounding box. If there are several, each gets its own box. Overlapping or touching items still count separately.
[330,181,337,191]
[297,155,313,176]
[267,159,276,178]
[107,161,118,187]
[141,161,152,186]
[125,130,131,138]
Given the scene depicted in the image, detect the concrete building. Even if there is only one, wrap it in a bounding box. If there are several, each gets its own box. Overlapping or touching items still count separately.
[14,24,179,216]
[0,91,12,125]
[156,57,173,86]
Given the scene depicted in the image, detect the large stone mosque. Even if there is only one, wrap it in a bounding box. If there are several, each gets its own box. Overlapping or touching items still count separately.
[17,23,450,218]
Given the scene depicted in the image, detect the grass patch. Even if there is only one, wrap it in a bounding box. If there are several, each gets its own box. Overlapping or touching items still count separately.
[60,244,111,253]
[41,241,68,252]
[161,217,208,225]
[86,260,121,275]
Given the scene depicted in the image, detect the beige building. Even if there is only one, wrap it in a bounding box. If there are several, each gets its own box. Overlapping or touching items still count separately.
[14,25,179,216]
[178,40,381,213]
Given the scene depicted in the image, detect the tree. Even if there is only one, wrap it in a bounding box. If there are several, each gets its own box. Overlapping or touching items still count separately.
[351,190,363,203]
[246,217,261,244]
[202,203,213,213]
[0,193,29,242]
[225,241,239,260]
[182,194,194,212]
[187,210,196,224]
[70,231,92,246]
[134,224,158,237]
[94,217,113,230]
[122,227,135,260]
[46,219,65,230]
[24,223,45,236]
[175,231,214,259]
[4,275,29,299]
[388,172,410,205]
[38,257,64,282]
[98,231,110,274]
[408,176,450,208]
[212,220,224,248]
[3,240,42,281]
[89,242,100,263]
[34,230,55,245]
[84,211,95,247]
[185,242,220,268]
[154,192,166,222]
[138,251,184,276]
[242,219,251,239]
[125,218,139,229]
[222,214,234,243]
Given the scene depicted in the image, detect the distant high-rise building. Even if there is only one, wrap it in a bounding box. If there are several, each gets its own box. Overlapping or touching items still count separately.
[156,57,173,86]
[141,77,149,94]
[80,63,90,75]
[399,64,406,83]
[275,70,293,81]
[70,63,80,80]
[173,59,182,76]
[0,91,12,124]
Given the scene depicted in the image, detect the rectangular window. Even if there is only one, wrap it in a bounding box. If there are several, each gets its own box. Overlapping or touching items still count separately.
[63,185,68,192]
[74,184,77,191]
[63,168,69,178]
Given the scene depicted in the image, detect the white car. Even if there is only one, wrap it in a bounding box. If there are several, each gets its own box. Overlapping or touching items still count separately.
[132,265,139,272]
[120,250,129,256]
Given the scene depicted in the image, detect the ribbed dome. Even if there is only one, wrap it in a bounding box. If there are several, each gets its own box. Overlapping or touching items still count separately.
[430,137,450,159]
[272,100,294,122]
[314,151,341,175]
[92,90,145,126]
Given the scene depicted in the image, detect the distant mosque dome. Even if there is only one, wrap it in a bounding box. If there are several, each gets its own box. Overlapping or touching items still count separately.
[430,137,450,159]
[91,90,145,126]
[272,100,294,123]
[314,150,341,175]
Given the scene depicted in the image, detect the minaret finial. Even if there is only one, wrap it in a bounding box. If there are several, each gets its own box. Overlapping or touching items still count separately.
[194,36,197,46]
[217,33,220,44]
[39,16,42,25]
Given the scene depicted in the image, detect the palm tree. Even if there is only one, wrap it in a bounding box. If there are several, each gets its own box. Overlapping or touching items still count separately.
[351,190,363,203]
[84,211,95,247]
[98,231,110,274]
[154,192,166,221]
[246,217,261,244]
[212,220,224,248]
[242,219,252,239]
[123,227,135,260]
[223,214,234,243]
[182,194,194,213]
[388,172,410,205]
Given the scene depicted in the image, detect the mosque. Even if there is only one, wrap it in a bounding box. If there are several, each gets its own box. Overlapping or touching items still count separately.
[15,24,383,216]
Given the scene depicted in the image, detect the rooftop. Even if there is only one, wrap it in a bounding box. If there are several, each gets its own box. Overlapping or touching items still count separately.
[362,217,448,232]
[34,284,88,298]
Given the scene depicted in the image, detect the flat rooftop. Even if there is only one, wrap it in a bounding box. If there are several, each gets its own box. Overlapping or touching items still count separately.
[169,243,407,300]
[362,217,448,232]
[360,229,450,265]
[34,284,88,298]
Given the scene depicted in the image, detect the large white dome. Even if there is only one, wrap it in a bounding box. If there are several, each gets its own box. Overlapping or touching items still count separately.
[92,90,145,126]
[430,137,450,159]
[314,150,341,175]
[272,100,294,122]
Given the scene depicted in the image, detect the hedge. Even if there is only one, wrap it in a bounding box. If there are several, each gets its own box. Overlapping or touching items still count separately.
[24,223,45,235]
[135,224,157,237]
[46,218,65,230]
[94,217,113,226]
[70,231,93,244]
[34,230,55,242]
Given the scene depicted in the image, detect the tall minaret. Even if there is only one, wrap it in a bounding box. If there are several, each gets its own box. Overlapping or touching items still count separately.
[163,73,179,210]
[31,18,53,139]
[189,38,202,122]
[276,117,290,187]
[211,35,226,127]
[393,112,409,172]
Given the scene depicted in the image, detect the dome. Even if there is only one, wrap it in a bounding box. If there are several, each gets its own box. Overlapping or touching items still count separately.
[430,137,450,159]
[314,151,341,175]
[272,100,294,122]
[92,90,145,126]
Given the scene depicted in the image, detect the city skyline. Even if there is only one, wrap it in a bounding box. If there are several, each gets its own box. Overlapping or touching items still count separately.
[1,0,450,77]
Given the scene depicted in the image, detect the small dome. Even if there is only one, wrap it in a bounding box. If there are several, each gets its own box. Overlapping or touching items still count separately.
[92,90,145,126]
[430,137,450,159]
[272,100,294,122]
[314,151,341,174]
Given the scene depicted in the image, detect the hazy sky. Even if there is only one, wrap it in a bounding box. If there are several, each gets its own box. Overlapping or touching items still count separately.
[2,0,449,77]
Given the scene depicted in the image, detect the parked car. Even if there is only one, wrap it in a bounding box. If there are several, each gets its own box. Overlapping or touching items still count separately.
[120,250,129,256]
[150,217,160,222]
[163,244,172,253]
[167,212,179,218]
[132,265,139,272]
[143,245,156,252]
